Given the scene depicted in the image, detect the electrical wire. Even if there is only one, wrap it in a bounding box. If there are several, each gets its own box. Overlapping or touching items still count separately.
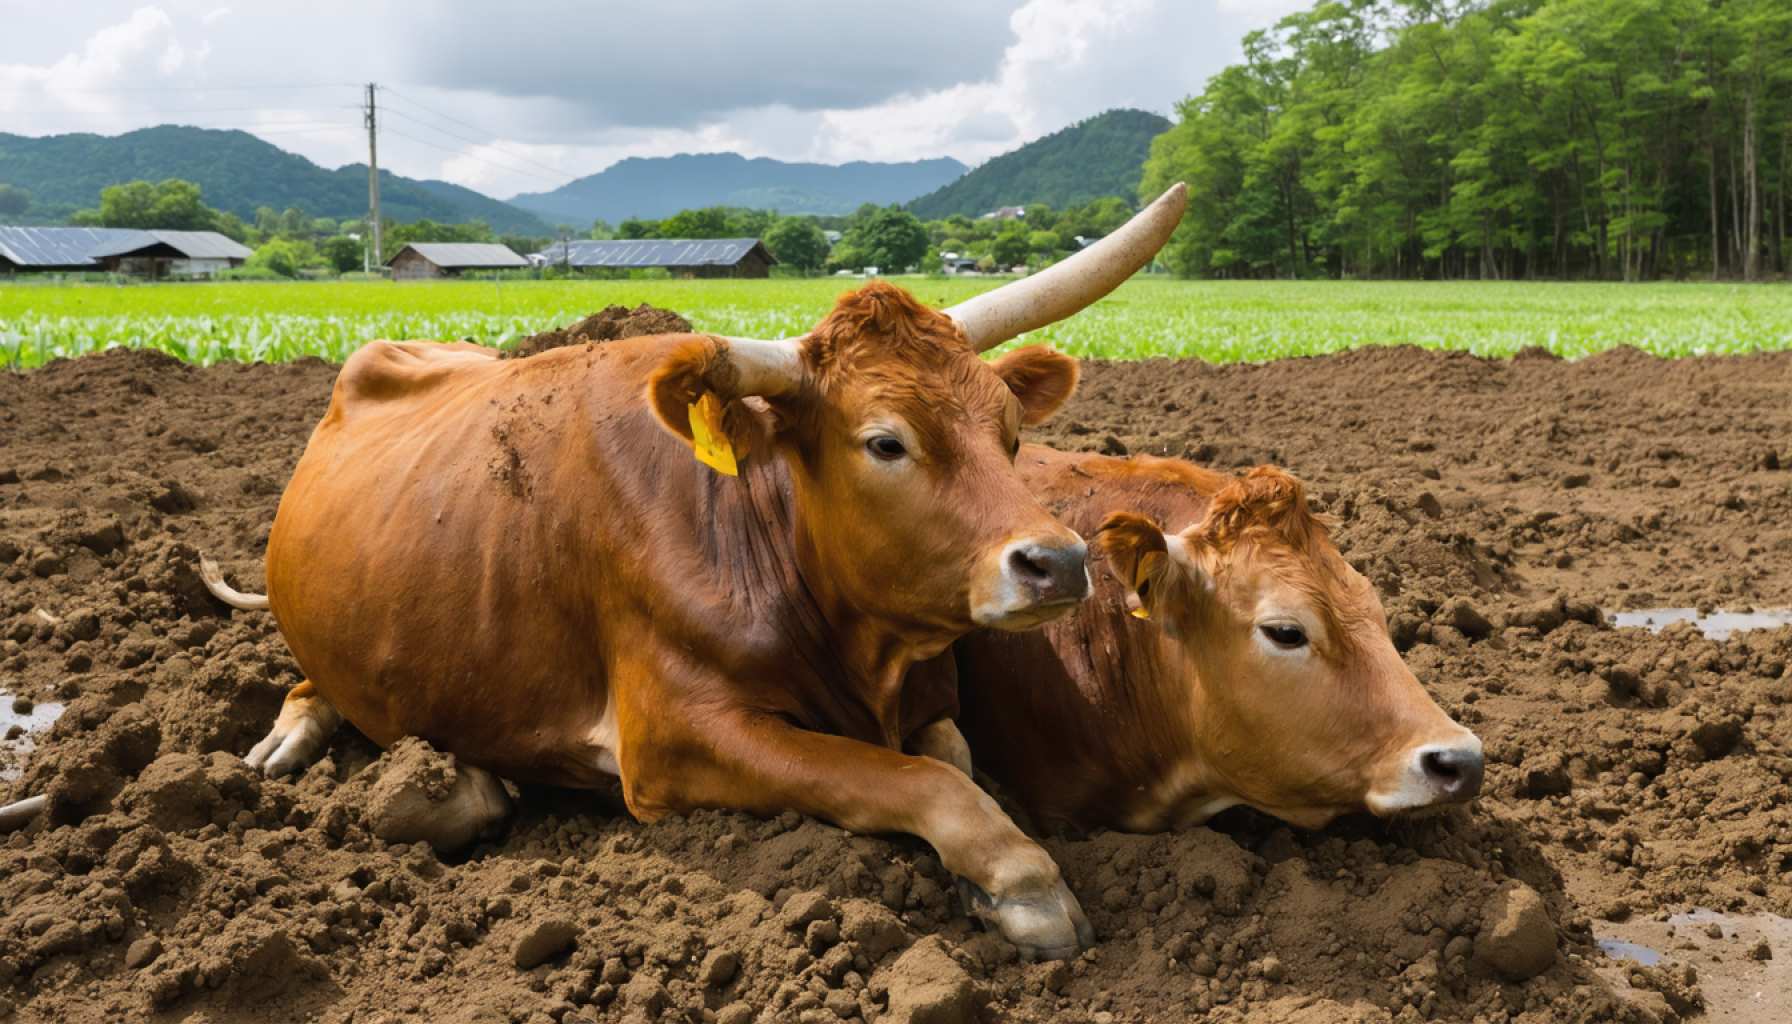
[379,86,573,179]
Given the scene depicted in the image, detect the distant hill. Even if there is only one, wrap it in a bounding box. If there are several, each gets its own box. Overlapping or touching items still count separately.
[0,125,551,233]
[907,109,1171,219]
[509,153,968,223]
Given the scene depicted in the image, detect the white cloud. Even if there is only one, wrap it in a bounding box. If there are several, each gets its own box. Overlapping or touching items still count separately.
[1,1,1299,200]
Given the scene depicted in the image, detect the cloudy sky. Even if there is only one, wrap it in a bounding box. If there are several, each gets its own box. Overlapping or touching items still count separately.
[0,1,1306,199]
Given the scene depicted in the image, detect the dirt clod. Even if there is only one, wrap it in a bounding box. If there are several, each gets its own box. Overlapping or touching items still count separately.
[1475,881,1557,981]
[503,304,693,359]
[513,918,578,970]
[878,935,978,1024]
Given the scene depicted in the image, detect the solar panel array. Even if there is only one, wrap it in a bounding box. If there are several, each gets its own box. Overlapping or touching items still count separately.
[0,226,251,267]
[531,238,769,269]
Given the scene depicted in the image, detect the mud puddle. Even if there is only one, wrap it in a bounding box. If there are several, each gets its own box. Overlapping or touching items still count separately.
[0,689,65,782]
[1607,606,1792,640]
[1596,910,1791,1024]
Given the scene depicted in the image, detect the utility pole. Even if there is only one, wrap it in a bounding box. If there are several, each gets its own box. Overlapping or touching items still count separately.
[365,82,382,275]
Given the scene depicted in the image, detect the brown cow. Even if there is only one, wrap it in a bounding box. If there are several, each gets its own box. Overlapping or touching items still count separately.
[949,448,1484,833]
[165,187,1190,959]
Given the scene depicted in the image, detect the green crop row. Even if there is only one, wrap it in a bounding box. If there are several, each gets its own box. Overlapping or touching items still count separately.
[3,278,1789,369]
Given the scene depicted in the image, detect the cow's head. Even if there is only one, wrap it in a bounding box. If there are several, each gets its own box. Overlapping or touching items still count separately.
[1097,467,1483,827]
[647,185,1189,648]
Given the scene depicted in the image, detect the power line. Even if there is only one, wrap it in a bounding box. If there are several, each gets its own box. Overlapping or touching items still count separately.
[379,86,573,179]
[379,124,570,187]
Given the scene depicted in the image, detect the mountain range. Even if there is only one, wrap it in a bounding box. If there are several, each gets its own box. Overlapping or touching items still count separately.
[906,109,1170,219]
[0,110,1171,233]
[0,126,551,233]
[508,153,967,224]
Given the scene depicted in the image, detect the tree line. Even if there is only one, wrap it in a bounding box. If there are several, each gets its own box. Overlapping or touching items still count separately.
[1140,0,1792,281]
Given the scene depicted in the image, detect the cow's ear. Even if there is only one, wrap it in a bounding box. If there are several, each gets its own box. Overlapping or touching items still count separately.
[1096,512,1170,618]
[990,346,1078,425]
[648,336,808,445]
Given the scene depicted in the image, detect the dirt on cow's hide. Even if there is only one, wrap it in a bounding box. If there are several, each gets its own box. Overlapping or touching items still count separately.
[501,304,694,359]
[2,316,1790,1023]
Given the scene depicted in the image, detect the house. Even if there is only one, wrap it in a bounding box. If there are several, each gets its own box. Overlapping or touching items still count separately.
[940,251,979,274]
[0,226,251,277]
[386,242,529,280]
[978,206,1027,221]
[532,238,775,279]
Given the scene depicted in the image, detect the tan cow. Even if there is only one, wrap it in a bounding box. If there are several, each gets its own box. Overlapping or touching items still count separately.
[948,448,1484,832]
[144,187,1191,960]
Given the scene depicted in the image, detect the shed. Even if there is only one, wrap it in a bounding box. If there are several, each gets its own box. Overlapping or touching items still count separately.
[0,226,249,277]
[532,238,775,279]
[386,242,530,280]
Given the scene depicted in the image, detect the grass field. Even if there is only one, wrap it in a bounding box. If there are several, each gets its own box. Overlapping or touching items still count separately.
[3,277,1790,368]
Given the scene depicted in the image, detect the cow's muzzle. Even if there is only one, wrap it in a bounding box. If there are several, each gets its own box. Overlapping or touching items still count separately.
[972,535,1091,629]
[1366,732,1485,815]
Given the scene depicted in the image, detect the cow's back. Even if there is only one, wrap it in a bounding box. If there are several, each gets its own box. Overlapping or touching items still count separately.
[955,447,1221,829]
[266,338,692,785]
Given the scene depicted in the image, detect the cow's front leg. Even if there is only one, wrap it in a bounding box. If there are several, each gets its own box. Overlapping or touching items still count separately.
[622,710,1092,959]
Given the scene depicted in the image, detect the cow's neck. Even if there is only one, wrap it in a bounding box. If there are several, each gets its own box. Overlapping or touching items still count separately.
[1111,644,1238,830]
[705,448,932,748]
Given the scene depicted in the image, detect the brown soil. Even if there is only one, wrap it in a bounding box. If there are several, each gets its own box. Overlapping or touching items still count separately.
[2,321,1789,1024]
[500,304,693,359]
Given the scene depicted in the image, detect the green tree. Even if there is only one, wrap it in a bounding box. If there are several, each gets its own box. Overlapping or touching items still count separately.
[319,235,364,274]
[618,217,659,239]
[839,206,928,272]
[247,238,322,278]
[658,207,731,238]
[763,216,830,272]
[71,178,225,231]
[589,218,616,240]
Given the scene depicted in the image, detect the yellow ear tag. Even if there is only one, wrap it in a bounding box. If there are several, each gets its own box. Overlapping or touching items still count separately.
[687,392,739,476]
[1130,606,1151,620]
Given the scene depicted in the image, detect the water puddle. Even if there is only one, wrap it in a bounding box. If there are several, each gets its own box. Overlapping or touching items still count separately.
[1596,937,1663,965]
[1596,909,1791,1023]
[1607,607,1792,640]
[1,690,66,783]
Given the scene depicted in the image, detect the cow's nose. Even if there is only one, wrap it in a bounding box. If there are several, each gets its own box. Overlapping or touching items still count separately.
[1418,745,1485,801]
[1005,538,1090,604]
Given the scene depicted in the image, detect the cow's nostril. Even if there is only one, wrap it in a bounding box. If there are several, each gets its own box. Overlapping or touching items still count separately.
[1008,548,1052,581]
[1419,746,1485,800]
[1005,540,1090,603]
[1421,751,1458,779]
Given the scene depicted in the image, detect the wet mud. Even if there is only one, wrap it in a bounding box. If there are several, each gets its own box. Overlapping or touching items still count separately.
[1,323,1789,1023]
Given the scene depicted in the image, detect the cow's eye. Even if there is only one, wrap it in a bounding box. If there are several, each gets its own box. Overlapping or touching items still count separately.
[1259,623,1308,649]
[866,436,908,461]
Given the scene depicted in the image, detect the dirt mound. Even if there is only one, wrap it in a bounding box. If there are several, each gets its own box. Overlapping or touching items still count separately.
[503,304,693,359]
[4,338,1791,1021]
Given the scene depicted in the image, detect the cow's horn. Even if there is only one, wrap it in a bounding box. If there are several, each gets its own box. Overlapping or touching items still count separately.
[944,182,1187,353]
[0,794,46,834]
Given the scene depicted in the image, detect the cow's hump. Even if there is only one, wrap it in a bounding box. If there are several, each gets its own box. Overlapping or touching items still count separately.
[335,340,499,412]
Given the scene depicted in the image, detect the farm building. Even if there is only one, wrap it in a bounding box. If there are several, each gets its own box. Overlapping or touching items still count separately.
[532,238,775,279]
[0,226,251,277]
[386,242,530,280]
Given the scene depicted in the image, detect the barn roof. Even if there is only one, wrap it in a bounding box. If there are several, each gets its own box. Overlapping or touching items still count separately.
[388,242,528,269]
[533,238,774,269]
[0,226,250,267]
[89,230,252,261]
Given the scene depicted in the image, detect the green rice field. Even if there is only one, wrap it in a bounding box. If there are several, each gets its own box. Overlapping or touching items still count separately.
[2,277,1789,368]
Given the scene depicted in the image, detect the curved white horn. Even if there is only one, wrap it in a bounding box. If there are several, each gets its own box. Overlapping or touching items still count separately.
[945,182,1188,353]
[0,794,47,833]
[713,336,806,397]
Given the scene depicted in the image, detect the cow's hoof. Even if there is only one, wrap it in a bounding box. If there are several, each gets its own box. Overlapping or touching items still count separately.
[958,876,1094,960]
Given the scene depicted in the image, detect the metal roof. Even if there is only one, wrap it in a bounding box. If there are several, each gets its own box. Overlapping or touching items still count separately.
[532,238,773,269]
[90,230,253,261]
[0,226,250,266]
[390,242,529,269]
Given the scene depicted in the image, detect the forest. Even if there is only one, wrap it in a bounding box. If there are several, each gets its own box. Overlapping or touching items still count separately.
[1139,0,1792,280]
